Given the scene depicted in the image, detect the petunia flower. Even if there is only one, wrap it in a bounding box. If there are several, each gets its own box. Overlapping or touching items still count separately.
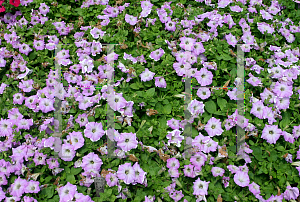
[125,14,138,25]
[211,167,225,177]
[293,125,300,140]
[105,173,118,187]
[197,87,211,100]
[166,129,185,148]
[234,171,250,187]
[205,117,224,137]
[117,132,138,152]
[193,177,210,196]
[194,68,213,86]
[117,163,135,185]
[166,158,180,169]
[250,100,265,119]
[190,152,207,170]
[84,122,105,142]
[154,76,167,88]
[179,37,196,52]
[60,144,76,161]
[140,68,155,82]
[9,176,27,197]
[222,176,230,188]
[59,182,77,202]
[230,5,243,12]
[132,162,147,184]
[165,20,177,32]
[68,131,84,150]
[248,182,261,195]
[284,185,300,200]
[81,152,103,172]
[24,180,40,194]
[149,48,165,61]
[272,81,293,98]
[261,124,282,144]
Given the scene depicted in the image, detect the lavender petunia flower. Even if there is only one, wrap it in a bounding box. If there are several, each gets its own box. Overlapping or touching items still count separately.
[149,48,165,61]
[125,14,138,25]
[193,177,210,196]
[117,163,135,185]
[84,122,105,142]
[117,132,138,152]
[234,171,250,187]
[140,68,155,82]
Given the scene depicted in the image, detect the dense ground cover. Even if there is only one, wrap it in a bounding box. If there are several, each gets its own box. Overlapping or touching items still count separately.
[0,0,300,201]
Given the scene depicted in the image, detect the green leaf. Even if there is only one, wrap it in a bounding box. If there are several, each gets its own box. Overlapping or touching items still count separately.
[146,88,155,97]
[66,175,76,184]
[41,185,54,199]
[29,52,37,60]
[88,116,95,122]
[251,146,263,161]
[279,111,291,129]
[276,146,285,151]
[130,83,140,90]
[217,98,227,110]
[71,167,82,175]
[205,101,217,114]
[163,104,172,114]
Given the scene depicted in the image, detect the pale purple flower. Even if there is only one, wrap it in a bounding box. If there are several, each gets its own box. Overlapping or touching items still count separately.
[33,39,45,51]
[183,164,196,178]
[59,182,77,202]
[167,158,180,169]
[194,68,213,86]
[205,117,224,137]
[125,14,138,25]
[117,132,138,152]
[272,81,293,98]
[250,100,265,119]
[165,20,176,32]
[106,173,118,187]
[39,3,49,15]
[282,131,295,144]
[132,162,146,184]
[47,157,59,169]
[248,182,261,195]
[60,143,76,161]
[149,48,165,61]
[197,87,211,100]
[117,163,135,185]
[166,129,185,147]
[293,125,300,140]
[24,180,40,194]
[193,177,210,196]
[190,152,207,170]
[33,151,47,166]
[81,152,103,172]
[167,118,181,130]
[90,27,105,39]
[9,176,27,197]
[211,167,225,177]
[261,124,282,144]
[75,113,88,127]
[84,122,105,142]
[18,79,34,92]
[222,176,230,188]
[230,5,243,12]
[179,37,196,51]
[218,0,232,8]
[140,68,155,82]
[234,171,250,187]
[284,186,299,200]
[154,76,167,88]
